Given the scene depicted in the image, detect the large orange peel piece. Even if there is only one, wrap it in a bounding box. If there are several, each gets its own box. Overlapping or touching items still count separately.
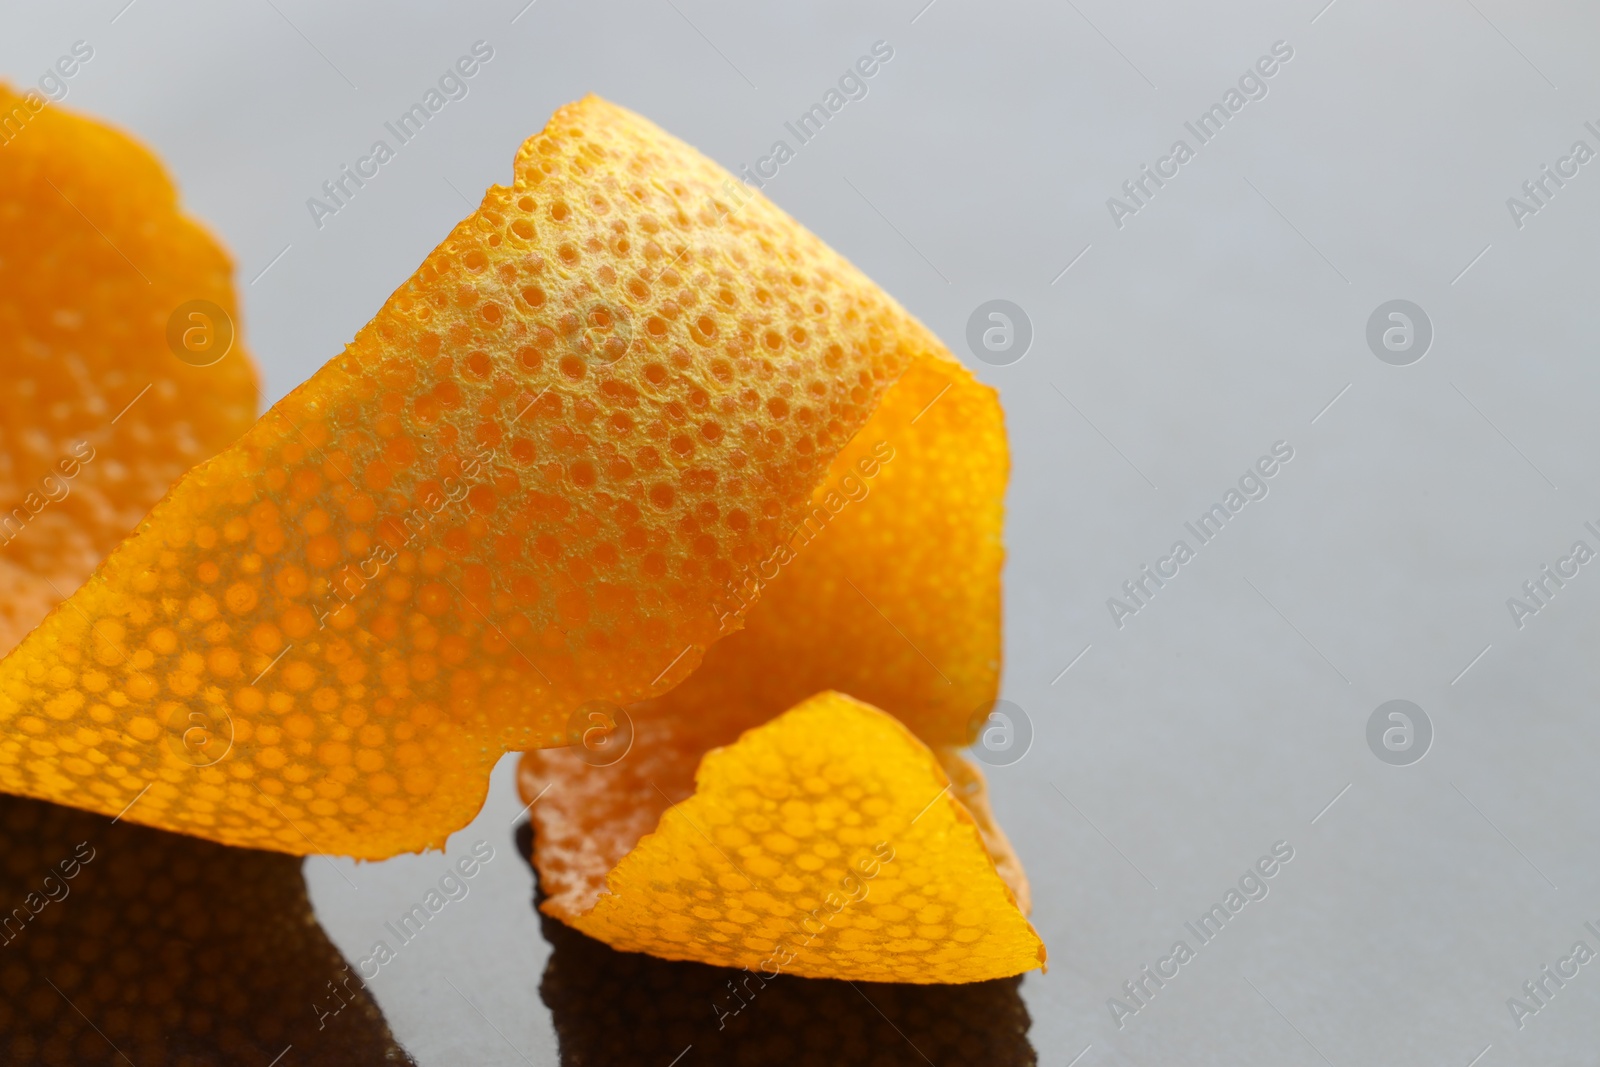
[0,95,1015,872]
[0,83,258,656]
[524,692,1043,983]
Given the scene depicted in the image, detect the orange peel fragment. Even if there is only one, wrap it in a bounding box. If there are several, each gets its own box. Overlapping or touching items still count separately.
[0,85,1023,948]
[524,691,1043,983]
[0,82,258,656]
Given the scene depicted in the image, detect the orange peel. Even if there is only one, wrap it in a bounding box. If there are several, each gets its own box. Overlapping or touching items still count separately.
[0,82,258,656]
[523,692,1043,983]
[515,251,1025,980]
[0,89,1024,982]
[0,90,1036,984]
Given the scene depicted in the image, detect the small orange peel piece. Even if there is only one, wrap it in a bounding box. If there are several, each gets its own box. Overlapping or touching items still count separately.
[0,94,1015,883]
[0,82,258,655]
[524,691,1043,983]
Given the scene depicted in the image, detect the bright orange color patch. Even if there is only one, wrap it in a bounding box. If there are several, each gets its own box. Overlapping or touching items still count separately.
[646,352,1007,749]
[523,692,1043,983]
[0,95,1014,867]
[0,83,258,655]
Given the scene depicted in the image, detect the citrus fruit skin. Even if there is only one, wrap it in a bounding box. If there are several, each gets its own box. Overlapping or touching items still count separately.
[0,88,1037,985]
[0,96,1003,861]
[0,81,257,658]
[522,693,1044,984]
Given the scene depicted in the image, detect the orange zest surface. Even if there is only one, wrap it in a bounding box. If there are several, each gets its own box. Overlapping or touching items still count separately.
[0,95,1022,880]
[517,271,1027,979]
[523,693,1043,983]
[518,356,1013,913]
[0,82,258,657]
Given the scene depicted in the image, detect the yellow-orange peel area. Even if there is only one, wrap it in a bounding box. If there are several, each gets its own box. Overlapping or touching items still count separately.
[528,692,1044,983]
[521,332,1017,957]
[0,95,1005,859]
[0,82,258,656]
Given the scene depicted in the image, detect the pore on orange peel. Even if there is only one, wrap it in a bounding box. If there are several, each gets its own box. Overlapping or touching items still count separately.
[0,92,1040,980]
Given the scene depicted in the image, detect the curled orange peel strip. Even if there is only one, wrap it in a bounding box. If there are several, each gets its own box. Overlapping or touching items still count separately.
[524,694,1049,985]
[520,693,1043,983]
[0,83,258,656]
[0,91,1027,986]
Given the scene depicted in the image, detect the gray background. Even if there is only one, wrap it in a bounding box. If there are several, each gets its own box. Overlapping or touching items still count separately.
[6,0,1600,1062]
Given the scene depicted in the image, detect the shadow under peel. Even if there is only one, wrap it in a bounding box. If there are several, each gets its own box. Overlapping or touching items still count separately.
[519,822,1037,1066]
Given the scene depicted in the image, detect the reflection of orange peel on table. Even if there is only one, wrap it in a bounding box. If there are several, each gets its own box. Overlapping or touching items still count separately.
[0,90,1043,980]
